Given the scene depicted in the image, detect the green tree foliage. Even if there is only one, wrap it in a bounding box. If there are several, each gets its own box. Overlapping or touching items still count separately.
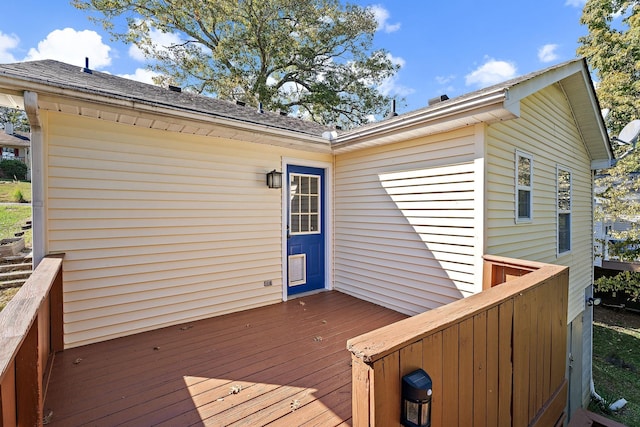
[73,0,400,128]
[595,270,640,301]
[0,107,30,132]
[580,1,640,260]
[578,0,640,138]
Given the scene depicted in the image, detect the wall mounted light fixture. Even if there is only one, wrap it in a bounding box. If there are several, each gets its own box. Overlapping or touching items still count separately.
[266,169,283,189]
[401,369,432,427]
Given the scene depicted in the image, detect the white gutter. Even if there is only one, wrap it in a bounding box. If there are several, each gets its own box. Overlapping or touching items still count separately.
[23,91,45,267]
[333,88,509,150]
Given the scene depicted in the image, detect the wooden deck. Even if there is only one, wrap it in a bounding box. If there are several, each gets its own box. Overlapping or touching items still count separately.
[43,291,407,426]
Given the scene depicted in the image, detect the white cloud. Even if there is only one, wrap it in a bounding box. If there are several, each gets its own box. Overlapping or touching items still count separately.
[565,0,586,6]
[377,53,413,97]
[25,28,111,69]
[465,58,517,87]
[118,68,160,85]
[0,31,19,63]
[538,44,559,63]
[435,74,456,85]
[378,75,414,97]
[129,25,184,62]
[369,5,401,33]
[386,52,405,68]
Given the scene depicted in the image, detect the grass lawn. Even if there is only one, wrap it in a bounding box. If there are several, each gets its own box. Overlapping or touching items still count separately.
[0,204,32,312]
[0,184,32,311]
[0,204,32,247]
[0,287,20,311]
[0,179,31,203]
[589,306,640,425]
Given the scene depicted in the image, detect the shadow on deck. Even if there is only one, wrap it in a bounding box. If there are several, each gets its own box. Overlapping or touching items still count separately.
[43,291,407,426]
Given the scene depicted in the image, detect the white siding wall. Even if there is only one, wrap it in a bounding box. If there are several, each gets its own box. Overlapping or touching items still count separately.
[47,113,330,348]
[334,128,482,315]
[486,83,593,322]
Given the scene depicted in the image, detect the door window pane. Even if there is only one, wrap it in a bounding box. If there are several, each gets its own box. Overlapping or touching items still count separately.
[291,214,300,234]
[290,173,321,234]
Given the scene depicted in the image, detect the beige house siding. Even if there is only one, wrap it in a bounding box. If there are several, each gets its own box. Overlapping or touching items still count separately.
[486,83,593,322]
[46,113,330,348]
[334,127,483,315]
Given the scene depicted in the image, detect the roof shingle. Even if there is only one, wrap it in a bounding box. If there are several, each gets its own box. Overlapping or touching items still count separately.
[0,60,332,137]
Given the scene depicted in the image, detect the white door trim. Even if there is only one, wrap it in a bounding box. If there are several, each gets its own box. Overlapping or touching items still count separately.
[281,157,333,301]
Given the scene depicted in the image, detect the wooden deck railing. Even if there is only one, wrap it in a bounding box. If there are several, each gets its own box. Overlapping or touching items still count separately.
[0,255,63,427]
[348,255,569,427]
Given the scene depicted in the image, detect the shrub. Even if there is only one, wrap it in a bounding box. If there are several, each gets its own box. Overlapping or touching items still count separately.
[0,160,27,181]
[12,188,26,203]
[594,271,640,302]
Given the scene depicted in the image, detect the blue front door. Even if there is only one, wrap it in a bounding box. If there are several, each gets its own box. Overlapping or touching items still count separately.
[287,165,325,296]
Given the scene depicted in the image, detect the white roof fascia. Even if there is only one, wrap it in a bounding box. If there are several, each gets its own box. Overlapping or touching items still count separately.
[502,60,584,116]
[577,66,614,167]
[332,88,510,153]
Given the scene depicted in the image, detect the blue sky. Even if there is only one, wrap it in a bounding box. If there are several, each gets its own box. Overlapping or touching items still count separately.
[0,0,589,115]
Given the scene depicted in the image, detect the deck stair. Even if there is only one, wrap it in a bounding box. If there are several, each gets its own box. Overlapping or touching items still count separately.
[0,251,33,289]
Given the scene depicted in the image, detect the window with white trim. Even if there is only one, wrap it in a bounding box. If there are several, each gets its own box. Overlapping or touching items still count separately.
[289,173,321,234]
[557,166,571,254]
[515,151,533,222]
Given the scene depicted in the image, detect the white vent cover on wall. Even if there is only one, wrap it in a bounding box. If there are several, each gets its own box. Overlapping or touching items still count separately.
[288,254,306,286]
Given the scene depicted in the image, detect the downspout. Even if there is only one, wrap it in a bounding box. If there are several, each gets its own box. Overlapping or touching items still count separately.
[23,91,45,267]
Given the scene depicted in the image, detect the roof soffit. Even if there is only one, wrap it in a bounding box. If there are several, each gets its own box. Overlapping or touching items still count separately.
[33,91,332,153]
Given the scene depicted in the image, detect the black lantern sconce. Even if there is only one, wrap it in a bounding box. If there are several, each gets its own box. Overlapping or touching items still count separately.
[266,169,283,189]
[401,369,432,427]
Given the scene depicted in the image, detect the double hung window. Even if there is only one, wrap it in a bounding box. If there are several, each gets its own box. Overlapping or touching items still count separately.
[557,166,572,255]
[516,151,533,222]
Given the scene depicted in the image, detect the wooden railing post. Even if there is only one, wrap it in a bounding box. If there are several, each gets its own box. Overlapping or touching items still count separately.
[49,256,64,353]
[351,356,372,427]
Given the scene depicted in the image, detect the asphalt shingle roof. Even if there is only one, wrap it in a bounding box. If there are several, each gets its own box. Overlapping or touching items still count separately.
[0,60,332,137]
[338,59,585,137]
[0,131,29,147]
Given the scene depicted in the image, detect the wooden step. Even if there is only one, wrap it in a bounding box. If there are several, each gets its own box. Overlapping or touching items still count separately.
[0,270,33,282]
[0,263,32,273]
[0,279,27,289]
[1,251,32,264]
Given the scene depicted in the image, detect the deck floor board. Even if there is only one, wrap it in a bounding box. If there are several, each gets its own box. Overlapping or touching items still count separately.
[44,291,406,426]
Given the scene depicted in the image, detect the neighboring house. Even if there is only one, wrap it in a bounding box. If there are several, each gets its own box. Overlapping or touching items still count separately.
[594,172,640,267]
[0,58,612,418]
[0,123,30,178]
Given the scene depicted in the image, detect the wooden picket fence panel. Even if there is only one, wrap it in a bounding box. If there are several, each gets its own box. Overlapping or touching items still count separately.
[348,255,569,427]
